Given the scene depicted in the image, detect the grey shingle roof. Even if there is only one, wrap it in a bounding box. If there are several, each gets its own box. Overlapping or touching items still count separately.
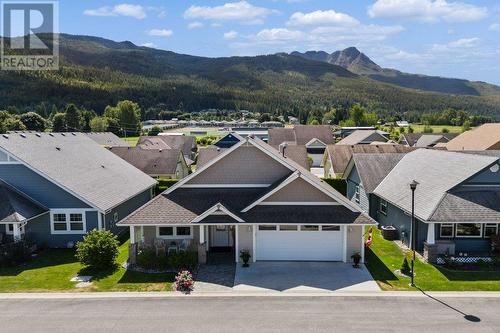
[84,132,130,147]
[337,130,388,145]
[268,125,334,147]
[325,144,416,175]
[197,146,227,168]
[350,153,406,193]
[429,187,500,222]
[373,149,498,221]
[108,146,183,176]
[401,133,458,147]
[0,180,48,223]
[138,135,196,157]
[0,133,157,212]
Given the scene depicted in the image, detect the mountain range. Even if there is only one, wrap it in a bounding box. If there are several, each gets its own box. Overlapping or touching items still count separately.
[291,47,500,96]
[0,34,499,119]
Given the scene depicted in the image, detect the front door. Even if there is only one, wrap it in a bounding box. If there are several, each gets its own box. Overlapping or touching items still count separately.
[210,225,233,248]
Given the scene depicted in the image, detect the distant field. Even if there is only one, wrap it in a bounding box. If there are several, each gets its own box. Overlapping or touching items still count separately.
[382,124,463,134]
[123,137,139,146]
[162,127,228,137]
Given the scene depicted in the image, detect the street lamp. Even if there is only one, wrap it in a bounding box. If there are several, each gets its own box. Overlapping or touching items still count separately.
[410,180,419,287]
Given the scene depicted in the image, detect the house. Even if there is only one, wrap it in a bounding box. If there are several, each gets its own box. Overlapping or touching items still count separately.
[0,133,157,247]
[84,132,130,147]
[214,133,240,148]
[108,146,190,179]
[337,130,389,145]
[344,153,406,216]
[137,135,198,163]
[399,133,458,147]
[369,149,499,262]
[118,134,375,264]
[437,124,500,151]
[396,121,409,128]
[322,144,416,178]
[334,126,377,138]
[232,128,269,142]
[268,125,334,167]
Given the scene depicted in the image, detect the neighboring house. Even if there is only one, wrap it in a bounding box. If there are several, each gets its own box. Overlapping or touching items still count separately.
[196,146,227,169]
[108,146,189,179]
[322,144,416,178]
[269,125,334,167]
[84,132,130,147]
[371,149,500,262]
[344,153,406,216]
[396,121,409,127]
[119,134,375,264]
[437,124,500,151]
[333,127,377,138]
[337,130,389,145]
[214,133,240,148]
[0,133,156,247]
[399,133,458,147]
[138,135,198,163]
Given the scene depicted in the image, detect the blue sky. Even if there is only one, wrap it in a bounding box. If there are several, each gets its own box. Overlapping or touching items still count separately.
[57,0,500,84]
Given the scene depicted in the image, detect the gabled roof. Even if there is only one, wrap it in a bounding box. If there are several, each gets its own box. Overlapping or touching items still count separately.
[400,133,458,147]
[280,145,309,170]
[337,130,388,145]
[84,132,130,147]
[324,144,416,175]
[268,125,334,147]
[138,135,196,156]
[197,146,227,169]
[373,149,498,221]
[0,180,48,223]
[345,153,406,193]
[439,124,500,150]
[108,146,185,176]
[0,133,157,212]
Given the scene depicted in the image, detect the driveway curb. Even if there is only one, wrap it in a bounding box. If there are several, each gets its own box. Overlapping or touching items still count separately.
[1,291,500,299]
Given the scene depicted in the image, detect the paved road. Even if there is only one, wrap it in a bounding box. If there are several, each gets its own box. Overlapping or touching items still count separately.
[0,295,498,333]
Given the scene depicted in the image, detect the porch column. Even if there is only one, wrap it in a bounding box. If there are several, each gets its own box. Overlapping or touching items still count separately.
[130,226,136,244]
[360,226,365,264]
[199,225,205,244]
[235,225,239,263]
[426,223,435,245]
[252,225,257,262]
[342,226,348,263]
[13,224,22,242]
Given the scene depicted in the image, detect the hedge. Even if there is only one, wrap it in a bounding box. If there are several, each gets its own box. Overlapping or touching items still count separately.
[155,178,179,195]
[321,178,347,196]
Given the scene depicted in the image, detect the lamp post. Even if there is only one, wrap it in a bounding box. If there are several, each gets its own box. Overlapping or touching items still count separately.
[410,180,419,287]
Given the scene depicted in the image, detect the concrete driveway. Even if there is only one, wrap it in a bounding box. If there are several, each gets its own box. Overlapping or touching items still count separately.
[233,262,380,292]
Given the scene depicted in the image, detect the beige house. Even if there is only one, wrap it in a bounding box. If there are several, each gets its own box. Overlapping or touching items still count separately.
[119,134,375,264]
[436,124,500,151]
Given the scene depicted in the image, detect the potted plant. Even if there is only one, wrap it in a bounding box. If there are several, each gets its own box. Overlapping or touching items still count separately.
[239,250,251,267]
[173,270,194,294]
[351,252,362,268]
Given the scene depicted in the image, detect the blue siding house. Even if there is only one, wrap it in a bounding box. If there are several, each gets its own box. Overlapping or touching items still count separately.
[348,149,500,262]
[0,133,157,248]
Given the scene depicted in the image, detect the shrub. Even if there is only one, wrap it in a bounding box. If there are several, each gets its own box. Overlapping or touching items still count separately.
[441,128,449,133]
[401,257,411,275]
[75,230,119,270]
[136,249,169,270]
[167,251,198,271]
[322,178,347,196]
[173,270,195,293]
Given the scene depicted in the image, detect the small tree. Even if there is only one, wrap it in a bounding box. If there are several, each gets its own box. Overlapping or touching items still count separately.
[462,120,471,132]
[148,125,162,136]
[52,113,67,132]
[90,116,109,132]
[401,257,411,275]
[19,112,46,131]
[75,230,119,270]
[442,127,449,133]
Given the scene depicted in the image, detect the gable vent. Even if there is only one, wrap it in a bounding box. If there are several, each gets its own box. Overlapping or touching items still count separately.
[2,134,8,139]
[20,133,26,138]
[35,133,41,137]
[49,133,54,137]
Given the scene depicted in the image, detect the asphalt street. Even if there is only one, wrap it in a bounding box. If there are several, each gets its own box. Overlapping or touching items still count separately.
[0,295,498,333]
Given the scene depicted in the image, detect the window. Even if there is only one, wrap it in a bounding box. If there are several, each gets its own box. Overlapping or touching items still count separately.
[279,225,297,231]
[259,225,277,231]
[5,224,25,235]
[456,223,482,238]
[156,226,192,239]
[322,225,340,231]
[355,186,360,203]
[440,224,453,238]
[301,225,319,231]
[158,227,173,236]
[50,210,87,234]
[485,224,498,238]
[379,199,388,216]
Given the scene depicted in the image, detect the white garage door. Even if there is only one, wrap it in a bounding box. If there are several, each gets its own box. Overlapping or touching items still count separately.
[256,225,344,261]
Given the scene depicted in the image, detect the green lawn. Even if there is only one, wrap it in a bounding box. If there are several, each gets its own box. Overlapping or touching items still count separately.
[382,124,463,134]
[366,228,500,291]
[123,136,139,146]
[0,241,175,292]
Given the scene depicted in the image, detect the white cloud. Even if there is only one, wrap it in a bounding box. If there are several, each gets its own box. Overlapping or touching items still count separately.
[141,42,157,48]
[287,10,359,27]
[254,28,305,42]
[188,22,204,30]
[84,4,147,19]
[368,0,488,23]
[184,1,277,24]
[224,30,239,40]
[490,23,500,32]
[147,29,173,37]
[431,37,480,52]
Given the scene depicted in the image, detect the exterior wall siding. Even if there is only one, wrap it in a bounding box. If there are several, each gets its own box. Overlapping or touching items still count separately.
[187,146,291,185]
[238,225,253,262]
[346,166,370,213]
[264,178,333,202]
[107,188,152,234]
[464,164,499,184]
[0,164,90,208]
[346,225,363,262]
